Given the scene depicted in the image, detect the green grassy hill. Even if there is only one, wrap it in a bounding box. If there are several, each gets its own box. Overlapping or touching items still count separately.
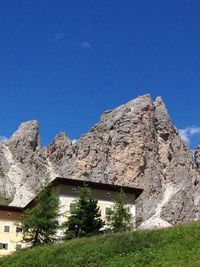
[1,222,200,267]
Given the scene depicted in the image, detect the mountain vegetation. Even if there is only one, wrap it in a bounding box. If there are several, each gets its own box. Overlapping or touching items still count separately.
[0,196,11,205]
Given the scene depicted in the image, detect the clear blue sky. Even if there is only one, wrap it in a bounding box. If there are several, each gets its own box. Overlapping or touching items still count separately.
[1,0,200,148]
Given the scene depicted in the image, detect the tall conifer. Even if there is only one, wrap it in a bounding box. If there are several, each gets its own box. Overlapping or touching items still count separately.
[108,190,132,232]
[22,180,60,246]
[64,185,104,239]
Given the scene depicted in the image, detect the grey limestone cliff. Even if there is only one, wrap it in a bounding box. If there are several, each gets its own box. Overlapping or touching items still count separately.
[0,94,199,228]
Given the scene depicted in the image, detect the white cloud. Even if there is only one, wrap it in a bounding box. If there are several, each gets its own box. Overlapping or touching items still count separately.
[0,136,8,143]
[190,128,200,135]
[81,41,91,48]
[55,32,65,40]
[179,129,190,143]
[71,139,77,144]
[178,127,200,144]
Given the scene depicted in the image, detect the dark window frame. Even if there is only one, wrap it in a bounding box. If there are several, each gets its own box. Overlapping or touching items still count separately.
[69,202,76,212]
[4,225,10,233]
[16,226,23,233]
[0,243,8,250]
[105,207,112,216]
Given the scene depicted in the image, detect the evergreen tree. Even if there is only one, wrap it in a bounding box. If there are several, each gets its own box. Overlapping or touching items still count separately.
[64,185,104,239]
[22,180,60,246]
[108,189,132,232]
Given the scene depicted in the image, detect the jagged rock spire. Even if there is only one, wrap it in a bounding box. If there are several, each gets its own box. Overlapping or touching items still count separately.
[0,95,199,228]
[7,120,40,161]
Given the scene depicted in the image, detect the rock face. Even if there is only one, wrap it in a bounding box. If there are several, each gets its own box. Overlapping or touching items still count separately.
[0,121,49,206]
[0,94,200,228]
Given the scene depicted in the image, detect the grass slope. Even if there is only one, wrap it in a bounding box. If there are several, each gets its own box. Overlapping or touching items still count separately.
[1,222,200,267]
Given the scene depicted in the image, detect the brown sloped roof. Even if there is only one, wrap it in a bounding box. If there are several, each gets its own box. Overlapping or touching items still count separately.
[52,177,143,197]
[2,177,143,211]
[0,204,24,212]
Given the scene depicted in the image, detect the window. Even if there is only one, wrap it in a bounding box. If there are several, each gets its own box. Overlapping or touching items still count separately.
[4,225,10,233]
[16,227,23,233]
[107,192,111,197]
[69,203,76,212]
[105,207,112,216]
[0,243,8,250]
[72,188,77,193]
[16,244,22,250]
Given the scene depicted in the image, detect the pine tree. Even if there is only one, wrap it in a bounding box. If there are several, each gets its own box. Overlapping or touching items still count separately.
[108,189,132,232]
[22,180,60,246]
[64,185,104,239]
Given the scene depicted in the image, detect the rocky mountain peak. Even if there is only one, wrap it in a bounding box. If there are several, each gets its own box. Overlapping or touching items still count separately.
[194,145,200,170]
[46,132,72,166]
[154,96,171,127]
[0,94,200,228]
[7,120,40,161]
[52,132,71,146]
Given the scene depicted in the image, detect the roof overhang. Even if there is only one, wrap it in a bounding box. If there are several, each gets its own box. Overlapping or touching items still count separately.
[5,177,143,211]
[0,205,24,212]
[52,177,143,198]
